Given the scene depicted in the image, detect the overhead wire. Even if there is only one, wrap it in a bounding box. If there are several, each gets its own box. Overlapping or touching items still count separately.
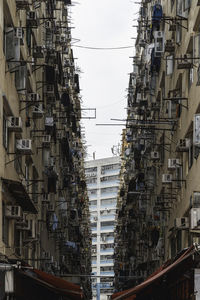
[73,45,134,50]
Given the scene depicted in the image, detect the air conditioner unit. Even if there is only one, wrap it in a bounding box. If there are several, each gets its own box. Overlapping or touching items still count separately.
[26,219,36,238]
[15,27,23,39]
[43,135,51,144]
[33,1,41,9]
[45,117,54,127]
[151,151,159,160]
[7,117,22,131]
[27,11,38,27]
[15,0,29,8]
[46,84,54,94]
[16,217,30,231]
[5,206,22,219]
[60,34,67,43]
[162,174,172,183]
[48,156,55,167]
[48,203,55,212]
[154,31,165,56]
[32,104,44,118]
[190,208,200,229]
[33,46,44,59]
[168,158,181,169]
[16,139,32,153]
[102,236,106,242]
[174,217,189,228]
[43,251,51,259]
[57,132,63,140]
[66,33,71,40]
[90,172,96,177]
[55,35,61,43]
[28,93,40,102]
[191,192,200,208]
[177,138,190,151]
[45,21,51,29]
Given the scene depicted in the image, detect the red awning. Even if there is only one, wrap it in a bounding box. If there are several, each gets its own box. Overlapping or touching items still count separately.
[19,268,83,300]
[112,245,195,300]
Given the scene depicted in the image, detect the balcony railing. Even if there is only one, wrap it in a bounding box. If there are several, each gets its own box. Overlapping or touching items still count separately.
[100,226,114,231]
[100,259,114,264]
[100,271,114,276]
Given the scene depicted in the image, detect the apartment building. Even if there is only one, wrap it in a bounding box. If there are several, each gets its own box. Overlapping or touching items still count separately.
[113,0,200,298]
[0,1,91,299]
[85,157,121,300]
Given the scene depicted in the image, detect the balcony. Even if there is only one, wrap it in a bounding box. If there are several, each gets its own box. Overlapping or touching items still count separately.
[100,203,117,210]
[100,215,115,221]
[100,259,114,265]
[100,271,114,276]
[100,283,113,289]
[89,205,97,211]
[100,181,119,188]
[91,227,97,233]
[100,226,114,232]
[100,249,114,254]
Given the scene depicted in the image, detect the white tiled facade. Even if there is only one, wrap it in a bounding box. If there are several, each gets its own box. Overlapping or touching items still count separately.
[85,157,120,300]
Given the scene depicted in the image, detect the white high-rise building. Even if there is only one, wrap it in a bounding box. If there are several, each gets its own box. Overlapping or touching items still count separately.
[85,157,121,300]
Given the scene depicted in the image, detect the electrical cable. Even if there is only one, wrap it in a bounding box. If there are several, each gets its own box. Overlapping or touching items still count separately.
[73,45,134,50]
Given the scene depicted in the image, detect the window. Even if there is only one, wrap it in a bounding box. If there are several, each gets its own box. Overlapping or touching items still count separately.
[188,68,194,89]
[100,243,114,250]
[188,136,193,169]
[183,0,191,11]
[197,65,200,86]
[175,166,183,188]
[86,177,97,184]
[3,112,8,150]
[2,202,9,246]
[14,154,23,175]
[101,198,117,206]
[89,200,97,206]
[171,0,175,11]
[85,167,97,173]
[15,65,27,91]
[101,221,114,227]
[176,24,182,44]
[26,27,32,53]
[100,175,119,182]
[193,114,200,146]
[176,0,183,16]
[5,28,20,62]
[101,163,120,174]
[25,163,30,189]
[89,189,97,196]
[32,167,39,203]
[166,100,176,119]
[14,225,21,256]
[100,266,113,271]
[166,55,174,75]
[101,187,118,195]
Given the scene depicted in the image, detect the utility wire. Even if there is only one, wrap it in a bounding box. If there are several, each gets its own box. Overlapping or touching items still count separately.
[73,45,134,50]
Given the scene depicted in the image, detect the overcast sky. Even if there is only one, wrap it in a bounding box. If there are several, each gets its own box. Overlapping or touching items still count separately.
[70,0,139,160]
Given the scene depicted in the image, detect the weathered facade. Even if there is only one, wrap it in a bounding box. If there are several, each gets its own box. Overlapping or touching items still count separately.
[0,0,91,298]
[114,0,200,294]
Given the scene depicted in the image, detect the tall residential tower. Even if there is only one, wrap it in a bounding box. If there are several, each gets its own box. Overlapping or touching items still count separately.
[85,157,120,300]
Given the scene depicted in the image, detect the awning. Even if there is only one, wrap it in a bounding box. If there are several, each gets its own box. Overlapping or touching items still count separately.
[112,246,195,300]
[2,178,37,214]
[16,268,83,300]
